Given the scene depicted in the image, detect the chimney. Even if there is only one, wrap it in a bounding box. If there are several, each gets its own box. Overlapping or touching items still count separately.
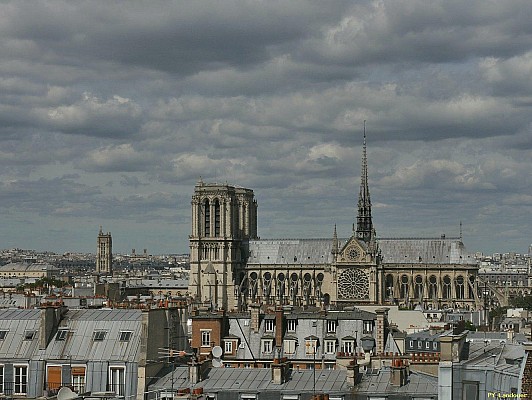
[189,358,211,384]
[250,303,260,333]
[507,329,515,343]
[271,353,289,384]
[390,359,408,387]
[39,306,62,350]
[375,308,389,355]
[439,330,468,362]
[521,342,532,396]
[346,359,360,386]
[275,307,284,345]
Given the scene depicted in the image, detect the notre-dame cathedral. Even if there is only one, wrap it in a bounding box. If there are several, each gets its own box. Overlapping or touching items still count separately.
[188,135,481,312]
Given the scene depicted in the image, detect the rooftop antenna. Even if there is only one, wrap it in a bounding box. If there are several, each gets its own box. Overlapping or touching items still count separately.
[460,220,463,241]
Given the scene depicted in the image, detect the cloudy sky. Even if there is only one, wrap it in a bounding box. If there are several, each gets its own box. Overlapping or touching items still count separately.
[1,1,531,255]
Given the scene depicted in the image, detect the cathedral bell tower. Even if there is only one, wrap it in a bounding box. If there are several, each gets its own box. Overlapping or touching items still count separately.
[188,179,258,311]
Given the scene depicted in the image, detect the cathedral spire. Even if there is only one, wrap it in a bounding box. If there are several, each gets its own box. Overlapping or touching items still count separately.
[356,120,374,242]
[332,224,339,255]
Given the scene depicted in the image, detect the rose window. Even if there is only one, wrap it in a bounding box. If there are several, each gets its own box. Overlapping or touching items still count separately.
[338,268,369,299]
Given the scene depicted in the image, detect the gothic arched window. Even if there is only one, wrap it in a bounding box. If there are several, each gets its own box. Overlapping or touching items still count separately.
[214,199,220,236]
[204,199,210,236]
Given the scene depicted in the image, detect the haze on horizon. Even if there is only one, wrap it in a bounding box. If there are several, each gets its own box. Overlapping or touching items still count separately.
[0,1,531,256]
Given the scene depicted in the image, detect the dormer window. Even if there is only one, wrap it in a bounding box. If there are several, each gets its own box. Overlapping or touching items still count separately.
[24,331,35,340]
[326,320,337,333]
[0,330,7,340]
[264,319,275,332]
[55,329,69,341]
[93,331,107,341]
[305,336,318,355]
[261,338,274,354]
[119,331,132,342]
[287,319,297,332]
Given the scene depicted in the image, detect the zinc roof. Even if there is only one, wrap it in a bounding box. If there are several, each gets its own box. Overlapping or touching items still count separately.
[37,308,143,362]
[0,309,41,360]
[355,369,437,396]
[378,237,475,264]
[248,239,334,265]
[151,367,350,394]
[247,237,476,265]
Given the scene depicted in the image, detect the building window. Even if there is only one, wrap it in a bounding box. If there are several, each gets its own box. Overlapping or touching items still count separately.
[409,340,414,348]
[262,339,273,354]
[201,330,212,347]
[119,331,132,341]
[214,199,221,236]
[342,340,354,354]
[204,200,210,236]
[47,366,62,393]
[363,321,373,334]
[23,330,35,340]
[326,320,337,333]
[425,341,430,349]
[433,342,438,350]
[0,331,7,340]
[417,341,422,349]
[224,341,233,354]
[93,331,107,341]
[325,340,336,354]
[0,365,4,394]
[56,329,69,341]
[71,367,86,394]
[108,366,125,397]
[14,365,28,395]
[305,339,318,355]
[284,339,297,354]
[287,319,297,332]
[265,319,275,332]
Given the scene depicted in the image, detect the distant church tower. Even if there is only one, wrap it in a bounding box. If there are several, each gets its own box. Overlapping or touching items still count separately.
[189,179,258,311]
[96,226,113,275]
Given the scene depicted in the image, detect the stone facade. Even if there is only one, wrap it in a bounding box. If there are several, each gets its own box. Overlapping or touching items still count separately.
[188,137,480,311]
[96,226,112,275]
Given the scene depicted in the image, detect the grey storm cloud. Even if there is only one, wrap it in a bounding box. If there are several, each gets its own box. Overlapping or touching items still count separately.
[0,0,530,254]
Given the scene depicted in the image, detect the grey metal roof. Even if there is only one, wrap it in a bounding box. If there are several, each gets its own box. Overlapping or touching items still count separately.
[0,262,58,272]
[378,237,475,264]
[37,308,143,363]
[248,239,335,265]
[247,237,476,265]
[150,367,351,394]
[0,309,41,360]
[355,369,437,396]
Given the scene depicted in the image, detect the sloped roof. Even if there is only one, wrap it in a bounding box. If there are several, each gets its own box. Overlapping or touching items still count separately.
[378,237,475,264]
[150,367,351,394]
[248,239,334,265]
[0,309,41,359]
[247,236,476,266]
[0,262,58,272]
[38,308,143,362]
[355,369,437,396]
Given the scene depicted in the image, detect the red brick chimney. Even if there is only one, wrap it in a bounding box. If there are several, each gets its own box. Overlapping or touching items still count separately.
[275,307,284,346]
[375,308,389,355]
[521,342,532,395]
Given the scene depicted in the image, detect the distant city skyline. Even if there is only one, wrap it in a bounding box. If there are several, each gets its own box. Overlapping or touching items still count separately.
[0,1,531,255]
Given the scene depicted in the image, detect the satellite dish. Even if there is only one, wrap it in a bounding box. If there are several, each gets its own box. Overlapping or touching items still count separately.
[212,358,223,368]
[57,387,80,400]
[212,346,223,358]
